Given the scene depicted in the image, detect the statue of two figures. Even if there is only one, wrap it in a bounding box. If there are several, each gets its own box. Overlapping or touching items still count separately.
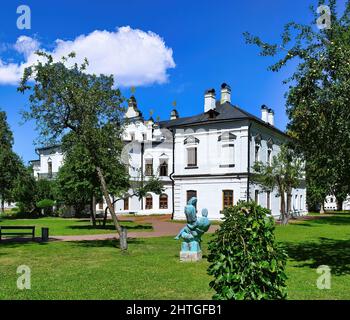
[175,197,211,262]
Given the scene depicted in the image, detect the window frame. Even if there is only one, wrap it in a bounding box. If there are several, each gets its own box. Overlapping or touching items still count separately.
[145,194,153,210]
[222,190,234,209]
[159,194,168,209]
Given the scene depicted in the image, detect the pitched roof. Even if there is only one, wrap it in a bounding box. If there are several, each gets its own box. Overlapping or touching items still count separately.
[160,101,289,138]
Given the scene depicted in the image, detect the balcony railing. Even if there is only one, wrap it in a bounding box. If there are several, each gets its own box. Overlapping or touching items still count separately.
[37,173,58,180]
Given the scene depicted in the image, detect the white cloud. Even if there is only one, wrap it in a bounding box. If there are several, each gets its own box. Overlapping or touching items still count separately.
[14,36,40,58]
[0,26,176,87]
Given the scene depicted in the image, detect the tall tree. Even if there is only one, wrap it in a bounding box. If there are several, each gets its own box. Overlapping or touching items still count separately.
[252,145,304,225]
[19,52,129,249]
[244,0,350,211]
[0,110,23,213]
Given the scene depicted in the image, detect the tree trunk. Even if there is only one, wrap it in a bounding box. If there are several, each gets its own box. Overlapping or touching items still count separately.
[1,199,4,214]
[91,196,96,227]
[286,189,292,217]
[96,166,127,250]
[280,192,288,225]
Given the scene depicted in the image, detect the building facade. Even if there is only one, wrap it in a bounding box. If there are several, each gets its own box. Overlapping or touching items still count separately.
[30,83,307,220]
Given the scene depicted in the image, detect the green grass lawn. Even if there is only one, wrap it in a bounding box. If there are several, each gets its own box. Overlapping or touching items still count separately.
[0,213,350,300]
[0,217,152,236]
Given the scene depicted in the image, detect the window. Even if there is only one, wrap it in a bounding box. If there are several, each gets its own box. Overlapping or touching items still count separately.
[187,147,197,167]
[255,190,259,204]
[159,194,168,209]
[124,197,129,211]
[255,145,260,162]
[145,194,153,210]
[48,161,53,178]
[223,190,234,209]
[300,195,303,210]
[267,191,271,210]
[187,190,197,208]
[159,160,168,176]
[220,144,235,167]
[145,159,153,176]
[130,133,135,141]
[267,149,272,165]
[295,194,298,209]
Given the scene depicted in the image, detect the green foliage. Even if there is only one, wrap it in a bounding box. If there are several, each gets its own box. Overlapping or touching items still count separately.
[18,51,129,239]
[208,201,288,300]
[0,110,24,211]
[245,0,350,209]
[252,145,304,223]
[36,199,55,209]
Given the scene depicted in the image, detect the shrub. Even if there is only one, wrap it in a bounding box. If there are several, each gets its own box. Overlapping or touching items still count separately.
[36,199,55,209]
[207,201,288,300]
[36,199,55,216]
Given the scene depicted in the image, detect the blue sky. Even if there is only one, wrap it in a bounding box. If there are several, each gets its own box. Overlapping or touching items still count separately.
[0,0,346,162]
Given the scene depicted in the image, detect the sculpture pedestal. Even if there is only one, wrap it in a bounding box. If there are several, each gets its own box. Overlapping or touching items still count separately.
[180,251,202,262]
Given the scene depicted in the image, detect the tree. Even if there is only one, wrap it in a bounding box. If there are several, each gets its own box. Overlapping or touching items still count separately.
[0,110,23,213]
[19,51,131,249]
[244,0,350,211]
[252,145,304,225]
[56,136,129,222]
[102,167,164,227]
[208,201,287,300]
[12,166,36,213]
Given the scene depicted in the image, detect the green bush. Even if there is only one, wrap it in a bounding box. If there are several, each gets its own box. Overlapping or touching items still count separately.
[207,201,288,300]
[36,199,55,209]
[36,199,55,216]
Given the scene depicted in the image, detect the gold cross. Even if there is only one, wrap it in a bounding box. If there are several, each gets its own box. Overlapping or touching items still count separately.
[172,100,177,107]
[131,86,136,94]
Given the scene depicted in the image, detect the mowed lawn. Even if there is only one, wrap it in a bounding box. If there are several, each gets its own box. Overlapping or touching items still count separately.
[0,213,350,300]
[0,217,152,236]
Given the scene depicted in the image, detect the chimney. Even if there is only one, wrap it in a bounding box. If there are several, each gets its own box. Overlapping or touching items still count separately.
[204,89,216,112]
[261,105,268,122]
[267,109,275,126]
[170,109,179,120]
[220,83,231,104]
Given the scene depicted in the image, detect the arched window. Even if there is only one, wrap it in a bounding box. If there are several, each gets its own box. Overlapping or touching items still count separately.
[145,157,153,176]
[159,194,168,209]
[159,154,169,176]
[185,136,199,168]
[145,194,153,210]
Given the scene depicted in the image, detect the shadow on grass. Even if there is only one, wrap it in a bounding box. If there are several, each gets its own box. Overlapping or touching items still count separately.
[290,214,350,228]
[67,224,153,231]
[282,237,350,276]
[70,238,145,249]
[0,237,50,248]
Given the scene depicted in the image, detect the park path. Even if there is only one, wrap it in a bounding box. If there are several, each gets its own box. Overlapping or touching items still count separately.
[51,215,219,242]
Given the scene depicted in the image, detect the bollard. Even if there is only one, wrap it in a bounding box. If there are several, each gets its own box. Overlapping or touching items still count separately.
[41,227,49,242]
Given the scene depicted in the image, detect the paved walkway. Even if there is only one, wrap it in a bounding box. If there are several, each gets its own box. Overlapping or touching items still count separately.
[51,215,219,242]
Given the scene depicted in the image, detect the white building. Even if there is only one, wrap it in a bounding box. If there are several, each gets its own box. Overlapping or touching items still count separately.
[30,83,307,220]
[324,195,350,211]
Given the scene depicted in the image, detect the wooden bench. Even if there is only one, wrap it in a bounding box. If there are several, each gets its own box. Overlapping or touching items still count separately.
[0,226,35,241]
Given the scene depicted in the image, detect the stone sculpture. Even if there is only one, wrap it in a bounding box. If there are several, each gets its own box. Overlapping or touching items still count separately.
[175,197,211,262]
